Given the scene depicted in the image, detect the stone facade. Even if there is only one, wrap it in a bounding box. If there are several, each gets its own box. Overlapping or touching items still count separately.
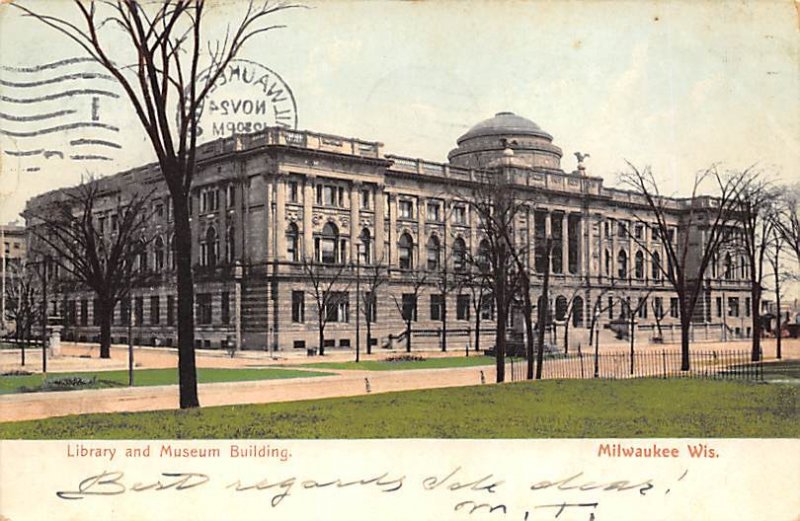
[24,113,752,351]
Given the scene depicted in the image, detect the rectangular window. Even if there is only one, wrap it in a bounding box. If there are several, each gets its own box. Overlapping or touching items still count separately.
[716,297,722,318]
[654,297,664,318]
[150,296,160,325]
[426,201,442,222]
[399,199,414,219]
[134,297,144,326]
[325,292,349,323]
[457,294,470,321]
[221,292,230,325]
[744,297,751,317]
[634,224,643,239]
[226,184,235,208]
[365,291,377,323]
[289,181,299,202]
[324,186,336,206]
[361,189,370,210]
[453,205,466,225]
[80,299,88,326]
[480,298,494,320]
[167,295,175,326]
[430,294,443,321]
[197,293,212,324]
[728,297,740,318]
[670,298,679,318]
[292,291,305,323]
[638,297,647,319]
[617,221,627,238]
[608,297,615,320]
[120,299,130,325]
[401,293,417,322]
[111,214,118,232]
[156,202,164,218]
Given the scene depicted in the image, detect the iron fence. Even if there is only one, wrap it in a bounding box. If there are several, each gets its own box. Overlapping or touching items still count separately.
[504,349,763,382]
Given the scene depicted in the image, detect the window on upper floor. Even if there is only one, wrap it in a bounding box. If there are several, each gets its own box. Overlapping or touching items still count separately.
[398,199,414,219]
[426,200,442,222]
[289,181,299,203]
[200,186,219,213]
[226,184,235,208]
[361,189,371,210]
[453,205,467,225]
[398,233,413,269]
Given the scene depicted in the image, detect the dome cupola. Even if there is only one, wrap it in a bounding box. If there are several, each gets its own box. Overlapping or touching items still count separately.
[448,111,563,170]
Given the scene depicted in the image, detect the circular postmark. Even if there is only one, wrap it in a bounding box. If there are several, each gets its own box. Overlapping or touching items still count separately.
[191,58,298,139]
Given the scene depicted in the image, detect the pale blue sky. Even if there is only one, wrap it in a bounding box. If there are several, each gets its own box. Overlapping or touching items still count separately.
[1,0,798,224]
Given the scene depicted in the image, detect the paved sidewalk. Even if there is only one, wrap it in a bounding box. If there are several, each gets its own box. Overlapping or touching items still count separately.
[0,365,495,423]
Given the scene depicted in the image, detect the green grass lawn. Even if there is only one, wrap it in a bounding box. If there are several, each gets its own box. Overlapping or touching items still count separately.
[0,367,333,394]
[1,379,797,438]
[297,355,505,371]
[761,359,800,383]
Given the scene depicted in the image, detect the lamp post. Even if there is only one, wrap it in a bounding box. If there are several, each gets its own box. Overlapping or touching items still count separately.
[233,261,243,353]
[593,310,600,378]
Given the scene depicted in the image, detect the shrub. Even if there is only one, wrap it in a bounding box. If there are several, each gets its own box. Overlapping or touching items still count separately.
[2,370,34,377]
[385,354,426,362]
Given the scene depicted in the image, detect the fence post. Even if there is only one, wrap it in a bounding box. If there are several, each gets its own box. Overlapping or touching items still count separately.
[579,352,584,379]
[662,350,667,379]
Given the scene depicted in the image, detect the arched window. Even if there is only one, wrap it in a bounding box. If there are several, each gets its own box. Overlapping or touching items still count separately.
[202,226,218,267]
[477,239,491,272]
[617,249,628,279]
[555,295,568,321]
[398,233,413,269]
[572,296,584,327]
[605,249,611,276]
[740,256,747,279]
[426,235,441,271]
[154,236,165,271]
[724,253,733,280]
[286,223,300,262]
[634,250,644,279]
[651,252,661,281]
[137,240,148,272]
[359,228,371,264]
[452,237,467,272]
[316,222,339,264]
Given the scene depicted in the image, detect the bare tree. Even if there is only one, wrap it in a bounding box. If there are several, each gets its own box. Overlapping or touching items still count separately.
[302,257,351,357]
[776,186,800,263]
[26,181,154,359]
[360,261,387,356]
[462,268,491,356]
[618,290,654,374]
[619,163,747,370]
[733,174,779,361]
[4,261,41,366]
[15,0,300,407]
[391,270,428,353]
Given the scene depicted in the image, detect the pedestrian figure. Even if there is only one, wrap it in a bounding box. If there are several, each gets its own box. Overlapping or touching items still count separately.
[365,377,371,393]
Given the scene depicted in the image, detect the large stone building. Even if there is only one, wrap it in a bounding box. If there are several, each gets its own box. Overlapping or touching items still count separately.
[24,112,752,351]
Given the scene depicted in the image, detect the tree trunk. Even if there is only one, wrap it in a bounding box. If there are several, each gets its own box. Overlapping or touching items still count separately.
[318,321,325,356]
[564,314,570,355]
[680,315,691,371]
[474,309,481,354]
[99,305,112,359]
[366,319,372,356]
[523,280,534,380]
[172,195,199,408]
[751,285,761,362]
[775,272,782,360]
[441,301,447,352]
[535,239,551,380]
[629,315,635,375]
[405,320,412,353]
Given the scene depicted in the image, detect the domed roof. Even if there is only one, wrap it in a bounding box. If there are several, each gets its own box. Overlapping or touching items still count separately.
[458,111,552,143]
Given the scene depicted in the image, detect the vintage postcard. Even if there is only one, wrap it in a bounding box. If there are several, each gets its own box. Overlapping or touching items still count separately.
[0,1,798,520]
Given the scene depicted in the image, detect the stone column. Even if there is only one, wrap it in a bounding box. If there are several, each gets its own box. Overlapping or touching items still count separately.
[275,174,287,261]
[545,211,552,272]
[418,197,427,268]
[562,212,569,275]
[374,184,385,263]
[388,192,398,267]
[303,175,315,260]
[350,181,361,262]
